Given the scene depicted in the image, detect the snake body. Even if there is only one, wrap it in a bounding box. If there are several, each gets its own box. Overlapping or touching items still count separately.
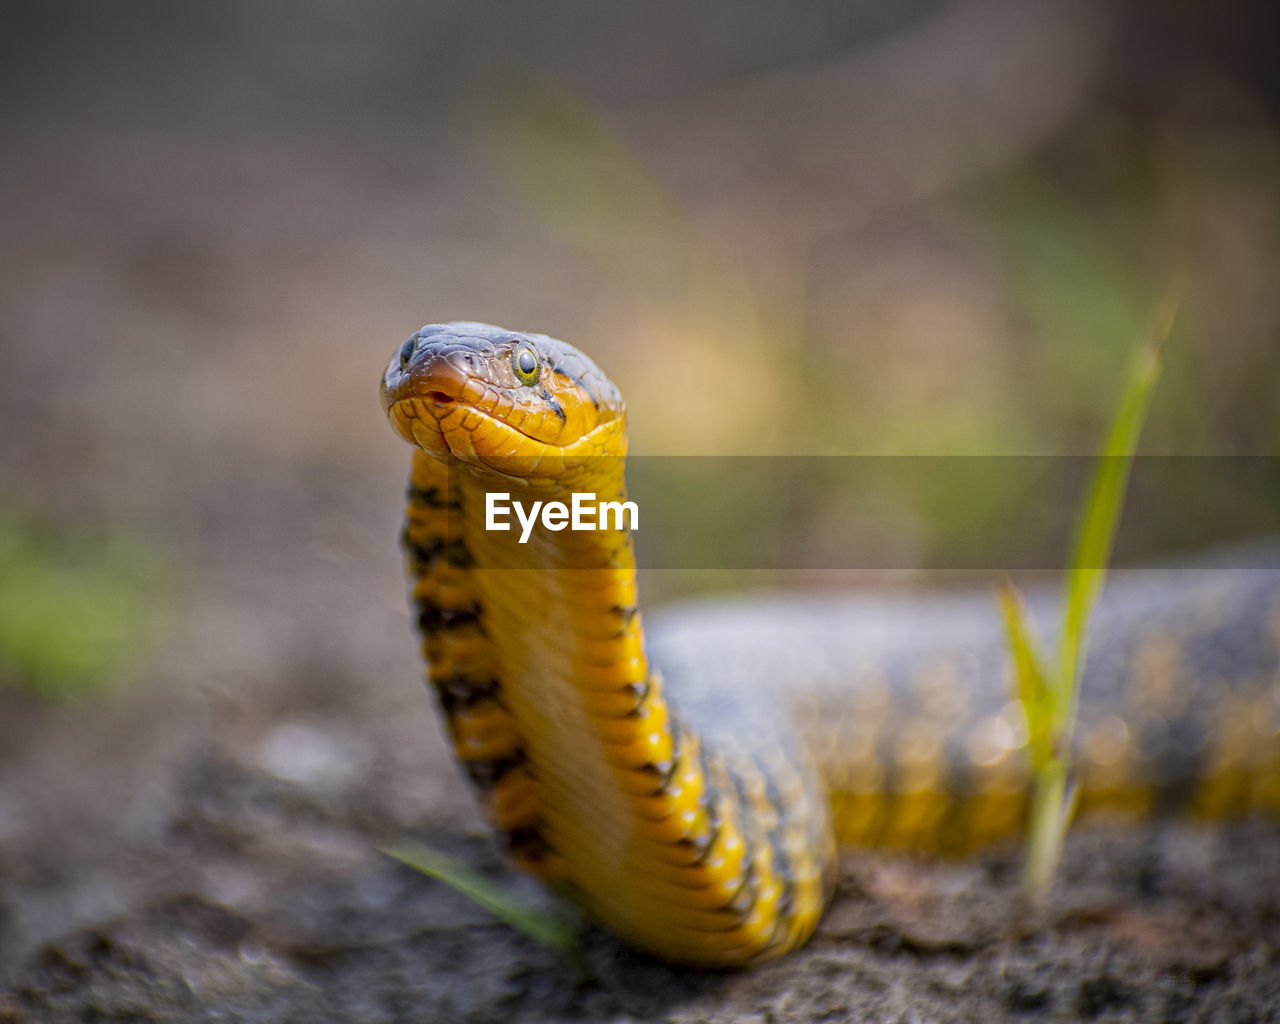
[381,321,1280,966]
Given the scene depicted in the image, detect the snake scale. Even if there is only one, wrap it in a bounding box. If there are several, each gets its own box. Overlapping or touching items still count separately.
[381,321,1280,966]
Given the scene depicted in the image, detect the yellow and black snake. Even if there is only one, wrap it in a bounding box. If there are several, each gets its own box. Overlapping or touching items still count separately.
[380,321,1280,967]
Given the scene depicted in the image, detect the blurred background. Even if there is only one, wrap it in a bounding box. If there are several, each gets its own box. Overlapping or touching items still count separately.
[1,0,1278,991]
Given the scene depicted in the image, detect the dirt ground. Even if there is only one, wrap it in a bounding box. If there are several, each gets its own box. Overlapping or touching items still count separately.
[3,2,1280,1021]
[3,642,1280,1023]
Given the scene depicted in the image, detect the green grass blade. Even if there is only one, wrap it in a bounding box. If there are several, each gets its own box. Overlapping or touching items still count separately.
[382,842,580,959]
[997,582,1053,774]
[1000,291,1172,902]
[1056,296,1174,719]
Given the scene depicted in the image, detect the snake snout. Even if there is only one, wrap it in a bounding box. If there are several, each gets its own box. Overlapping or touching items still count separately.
[403,350,473,403]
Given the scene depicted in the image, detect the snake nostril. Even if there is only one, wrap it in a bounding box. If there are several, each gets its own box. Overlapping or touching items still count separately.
[399,337,417,371]
[427,391,453,404]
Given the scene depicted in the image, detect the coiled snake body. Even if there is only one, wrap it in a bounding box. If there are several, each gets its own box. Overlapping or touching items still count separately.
[381,321,1280,966]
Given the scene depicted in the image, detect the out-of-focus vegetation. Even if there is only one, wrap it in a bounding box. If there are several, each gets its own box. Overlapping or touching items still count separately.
[485,71,1277,588]
[384,841,582,967]
[484,74,801,457]
[484,73,1182,449]
[0,512,164,699]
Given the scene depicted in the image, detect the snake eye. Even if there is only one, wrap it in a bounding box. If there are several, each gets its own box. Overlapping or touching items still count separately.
[511,345,540,385]
[399,337,417,371]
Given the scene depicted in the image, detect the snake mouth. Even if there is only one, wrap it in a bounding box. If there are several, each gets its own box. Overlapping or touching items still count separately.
[384,352,550,448]
[388,391,567,467]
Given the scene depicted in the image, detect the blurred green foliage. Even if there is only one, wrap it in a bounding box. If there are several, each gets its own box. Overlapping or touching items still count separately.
[971,169,1201,446]
[0,511,163,699]
[384,841,583,968]
[484,72,1277,589]
[484,73,692,287]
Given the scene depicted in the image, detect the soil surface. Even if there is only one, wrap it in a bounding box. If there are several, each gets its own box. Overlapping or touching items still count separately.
[3,680,1280,1024]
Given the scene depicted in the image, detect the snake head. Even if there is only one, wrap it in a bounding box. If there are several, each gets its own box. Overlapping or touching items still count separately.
[381,322,625,475]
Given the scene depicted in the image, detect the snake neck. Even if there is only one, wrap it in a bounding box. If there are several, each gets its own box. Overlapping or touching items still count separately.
[402,444,834,964]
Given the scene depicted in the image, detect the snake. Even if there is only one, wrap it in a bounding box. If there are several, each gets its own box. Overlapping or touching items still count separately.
[380,321,1280,967]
